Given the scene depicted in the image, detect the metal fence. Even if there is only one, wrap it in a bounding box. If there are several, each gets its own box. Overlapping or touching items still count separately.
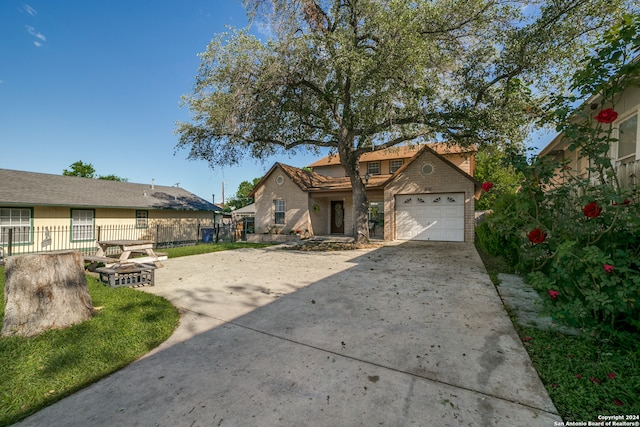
[0,223,234,261]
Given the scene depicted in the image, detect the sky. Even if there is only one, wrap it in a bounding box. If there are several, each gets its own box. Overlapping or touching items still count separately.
[0,0,327,204]
[0,1,555,205]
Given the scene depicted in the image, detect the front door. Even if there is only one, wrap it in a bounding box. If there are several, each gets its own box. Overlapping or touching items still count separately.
[330,201,345,234]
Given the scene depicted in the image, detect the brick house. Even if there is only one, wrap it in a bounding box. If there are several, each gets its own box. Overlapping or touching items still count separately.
[248,144,481,242]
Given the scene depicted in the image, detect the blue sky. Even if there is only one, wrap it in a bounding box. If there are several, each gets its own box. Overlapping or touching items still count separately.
[0,0,326,204]
[0,1,554,204]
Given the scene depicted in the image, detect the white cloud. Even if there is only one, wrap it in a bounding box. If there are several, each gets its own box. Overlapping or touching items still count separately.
[24,4,37,16]
[25,25,46,42]
[33,41,42,47]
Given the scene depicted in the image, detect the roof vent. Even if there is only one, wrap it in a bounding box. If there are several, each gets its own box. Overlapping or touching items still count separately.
[143,190,148,197]
[151,178,155,190]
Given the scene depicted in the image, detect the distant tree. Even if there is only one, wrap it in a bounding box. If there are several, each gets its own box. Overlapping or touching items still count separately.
[97,174,129,182]
[474,146,523,211]
[62,161,127,182]
[177,0,632,242]
[226,177,261,210]
[63,161,95,178]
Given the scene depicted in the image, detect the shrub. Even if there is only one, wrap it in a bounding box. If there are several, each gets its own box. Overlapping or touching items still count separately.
[486,16,640,333]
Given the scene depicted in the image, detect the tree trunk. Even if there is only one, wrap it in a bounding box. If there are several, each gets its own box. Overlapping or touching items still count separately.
[350,175,370,243]
[339,139,370,244]
[2,251,94,337]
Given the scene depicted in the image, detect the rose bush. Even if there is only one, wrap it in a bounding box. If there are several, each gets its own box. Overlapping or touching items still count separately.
[479,18,640,333]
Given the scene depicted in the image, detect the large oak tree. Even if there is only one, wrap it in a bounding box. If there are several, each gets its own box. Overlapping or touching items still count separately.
[176,0,631,242]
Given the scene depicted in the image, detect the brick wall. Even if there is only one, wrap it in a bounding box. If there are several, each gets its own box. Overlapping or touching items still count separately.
[254,167,311,235]
[383,150,476,242]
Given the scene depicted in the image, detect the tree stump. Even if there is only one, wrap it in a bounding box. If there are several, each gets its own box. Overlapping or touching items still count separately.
[2,251,94,337]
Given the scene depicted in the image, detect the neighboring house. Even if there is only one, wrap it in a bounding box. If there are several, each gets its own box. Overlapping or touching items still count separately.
[231,203,255,221]
[249,144,481,242]
[539,78,639,190]
[0,168,220,253]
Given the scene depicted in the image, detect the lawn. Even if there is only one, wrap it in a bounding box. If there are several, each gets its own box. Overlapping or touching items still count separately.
[0,242,272,426]
[477,247,640,422]
[161,242,273,258]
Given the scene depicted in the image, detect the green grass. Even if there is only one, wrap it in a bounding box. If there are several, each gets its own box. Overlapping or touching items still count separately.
[477,245,640,421]
[0,268,180,426]
[161,242,273,258]
[0,242,273,425]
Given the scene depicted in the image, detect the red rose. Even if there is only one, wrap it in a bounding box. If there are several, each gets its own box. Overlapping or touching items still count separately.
[594,108,618,124]
[482,181,494,192]
[548,289,559,299]
[583,202,602,218]
[603,264,614,274]
[528,228,546,244]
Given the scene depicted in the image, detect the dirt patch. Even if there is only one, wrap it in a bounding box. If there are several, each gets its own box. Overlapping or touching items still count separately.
[281,241,382,251]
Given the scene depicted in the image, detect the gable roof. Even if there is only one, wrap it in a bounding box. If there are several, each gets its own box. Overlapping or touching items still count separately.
[0,168,220,211]
[250,145,480,196]
[308,143,476,168]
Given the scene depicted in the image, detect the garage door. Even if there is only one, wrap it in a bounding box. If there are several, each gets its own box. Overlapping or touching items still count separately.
[396,193,464,241]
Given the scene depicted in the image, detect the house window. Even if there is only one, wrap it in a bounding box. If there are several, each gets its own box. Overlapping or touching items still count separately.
[0,208,31,245]
[273,200,285,225]
[367,162,381,175]
[618,113,638,164]
[136,210,149,228]
[390,159,403,173]
[368,201,384,224]
[71,209,94,241]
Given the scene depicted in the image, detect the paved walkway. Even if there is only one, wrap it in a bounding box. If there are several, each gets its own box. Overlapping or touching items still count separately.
[15,242,562,426]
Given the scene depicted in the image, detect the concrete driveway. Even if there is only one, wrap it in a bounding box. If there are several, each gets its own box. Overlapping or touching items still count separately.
[15,241,561,426]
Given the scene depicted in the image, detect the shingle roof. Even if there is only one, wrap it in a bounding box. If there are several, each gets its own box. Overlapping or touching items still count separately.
[0,168,220,211]
[307,143,476,167]
[250,144,479,196]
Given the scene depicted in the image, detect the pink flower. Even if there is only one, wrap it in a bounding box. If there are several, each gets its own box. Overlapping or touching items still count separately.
[548,290,559,299]
[607,372,616,379]
[528,228,546,244]
[614,399,624,406]
[583,201,602,218]
[594,108,618,124]
[482,181,494,192]
[603,264,614,274]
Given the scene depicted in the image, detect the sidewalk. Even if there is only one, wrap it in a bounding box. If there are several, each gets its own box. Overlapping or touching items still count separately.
[14,241,562,426]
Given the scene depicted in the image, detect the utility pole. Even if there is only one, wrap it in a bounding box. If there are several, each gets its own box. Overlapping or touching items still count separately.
[221,182,226,207]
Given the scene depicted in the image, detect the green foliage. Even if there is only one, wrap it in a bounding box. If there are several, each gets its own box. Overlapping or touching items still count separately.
[161,242,273,258]
[482,15,640,332]
[97,174,128,182]
[474,145,524,210]
[226,177,261,211]
[0,270,179,426]
[62,161,127,182]
[518,327,640,421]
[62,160,96,178]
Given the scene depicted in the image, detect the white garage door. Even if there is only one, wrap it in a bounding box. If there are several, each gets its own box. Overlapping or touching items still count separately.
[396,193,465,241]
